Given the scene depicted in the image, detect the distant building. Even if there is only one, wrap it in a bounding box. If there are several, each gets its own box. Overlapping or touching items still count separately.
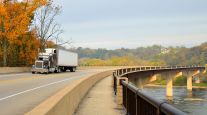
[161,48,170,54]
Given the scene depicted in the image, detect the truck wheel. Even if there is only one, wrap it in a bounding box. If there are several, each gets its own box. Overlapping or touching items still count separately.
[54,68,60,73]
[70,67,76,72]
[54,69,57,73]
[58,68,61,73]
[62,69,66,72]
[32,72,35,74]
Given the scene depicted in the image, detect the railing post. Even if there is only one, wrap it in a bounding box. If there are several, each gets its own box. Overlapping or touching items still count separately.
[115,77,128,105]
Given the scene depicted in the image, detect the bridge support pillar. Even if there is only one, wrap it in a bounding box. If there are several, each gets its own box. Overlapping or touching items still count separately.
[203,70,206,74]
[129,72,154,89]
[115,77,128,105]
[166,74,173,97]
[184,70,200,91]
[149,74,157,82]
[134,77,143,89]
[187,75,192,91]
[163,71,182,98]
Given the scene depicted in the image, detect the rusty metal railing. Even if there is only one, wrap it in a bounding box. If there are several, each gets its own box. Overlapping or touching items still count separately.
[121,81,187,115]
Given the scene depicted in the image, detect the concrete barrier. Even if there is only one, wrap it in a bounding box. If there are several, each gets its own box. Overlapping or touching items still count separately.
[0,67,31,74]
[0,66,118,74]
[25,70,113,115]
[0,66,132,74]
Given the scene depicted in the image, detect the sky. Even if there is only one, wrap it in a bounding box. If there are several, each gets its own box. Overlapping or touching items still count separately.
[53,0,207,49]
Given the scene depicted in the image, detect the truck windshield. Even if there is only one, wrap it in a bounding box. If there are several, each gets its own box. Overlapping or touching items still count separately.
[38,56,49,61]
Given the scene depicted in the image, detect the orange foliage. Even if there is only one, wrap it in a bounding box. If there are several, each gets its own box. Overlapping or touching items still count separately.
[1,0,46,42]
[46,40,55,48]
[18,31,40,65]
[0,0,47,66]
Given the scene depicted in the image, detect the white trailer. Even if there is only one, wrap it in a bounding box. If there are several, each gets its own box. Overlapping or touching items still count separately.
[57,49,78,67]
[32,48,78,74]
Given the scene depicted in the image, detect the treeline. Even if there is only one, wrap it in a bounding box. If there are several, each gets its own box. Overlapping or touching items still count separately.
[71,43,207,66]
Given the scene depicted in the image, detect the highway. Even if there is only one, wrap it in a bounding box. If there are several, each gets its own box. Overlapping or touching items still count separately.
[0,69,111,115]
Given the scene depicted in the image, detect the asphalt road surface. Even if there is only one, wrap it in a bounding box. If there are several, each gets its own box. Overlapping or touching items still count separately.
[0,68,111,115]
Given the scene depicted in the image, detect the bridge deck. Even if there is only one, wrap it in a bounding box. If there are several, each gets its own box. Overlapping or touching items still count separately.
[75,76,124,115]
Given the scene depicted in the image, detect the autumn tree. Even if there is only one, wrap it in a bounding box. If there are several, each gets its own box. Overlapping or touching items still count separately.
[32,0,63,52]
[0,0,46,66]
[0,2,7,66]
[7,30,40,66]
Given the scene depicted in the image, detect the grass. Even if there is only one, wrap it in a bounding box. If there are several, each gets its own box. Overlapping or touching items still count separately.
[193,83,207,87]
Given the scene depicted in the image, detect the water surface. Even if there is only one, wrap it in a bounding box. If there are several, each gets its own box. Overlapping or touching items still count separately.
[142,86,207,115]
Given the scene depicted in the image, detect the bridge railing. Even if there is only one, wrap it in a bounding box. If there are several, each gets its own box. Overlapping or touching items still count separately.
[121,81,186,115]
[114,65,205,77]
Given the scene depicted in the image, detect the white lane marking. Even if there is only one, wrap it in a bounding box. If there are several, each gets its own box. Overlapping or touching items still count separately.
[0,76,83,101]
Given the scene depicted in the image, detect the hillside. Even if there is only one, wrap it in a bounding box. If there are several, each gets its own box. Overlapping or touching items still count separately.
[70,43,207,66]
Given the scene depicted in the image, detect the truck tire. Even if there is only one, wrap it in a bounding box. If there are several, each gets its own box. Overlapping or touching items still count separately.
[61,68,66,72]
[54,69,58,73]
[70,67,76,72]
[32,72,35,74]
[57,68,61,73]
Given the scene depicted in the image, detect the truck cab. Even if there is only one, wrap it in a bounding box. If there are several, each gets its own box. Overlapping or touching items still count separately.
[32,49,56,74]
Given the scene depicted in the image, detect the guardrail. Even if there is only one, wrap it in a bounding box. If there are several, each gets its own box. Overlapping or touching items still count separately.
[121,81,186,115]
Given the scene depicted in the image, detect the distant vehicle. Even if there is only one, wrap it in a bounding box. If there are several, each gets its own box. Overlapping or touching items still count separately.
[31,48,78,74]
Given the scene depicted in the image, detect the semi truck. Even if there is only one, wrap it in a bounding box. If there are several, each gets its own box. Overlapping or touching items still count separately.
[31,48,78,74]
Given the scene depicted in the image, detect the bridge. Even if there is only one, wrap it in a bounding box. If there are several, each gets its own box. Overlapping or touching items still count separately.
[113,66,206,97]
[0,66,206,115]
[113,66,205,115]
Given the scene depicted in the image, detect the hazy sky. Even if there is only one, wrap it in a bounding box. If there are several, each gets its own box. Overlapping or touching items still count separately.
[54,0,207,49]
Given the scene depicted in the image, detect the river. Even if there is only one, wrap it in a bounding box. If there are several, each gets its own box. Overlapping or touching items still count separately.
[142,86,207,115]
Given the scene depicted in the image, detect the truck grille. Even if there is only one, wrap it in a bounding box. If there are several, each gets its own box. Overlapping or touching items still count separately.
[36,62,43,68]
